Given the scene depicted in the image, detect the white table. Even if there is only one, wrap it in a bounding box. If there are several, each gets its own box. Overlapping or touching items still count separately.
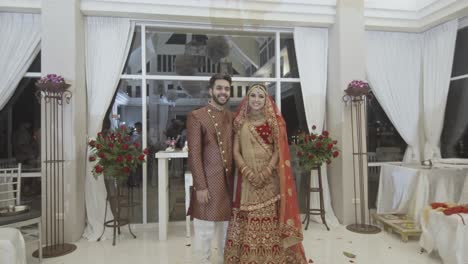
[420,209,468,264]
[0,227,26,264]
[377,164,468,224]
[155,150,188,240]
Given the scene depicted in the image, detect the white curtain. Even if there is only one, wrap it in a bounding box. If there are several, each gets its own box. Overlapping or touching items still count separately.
[294,27,339,227]
[83,17,135,241]
[422,20,458,160]
[0,13,40,110]
[294,27,328,132]
[366,31,422,163]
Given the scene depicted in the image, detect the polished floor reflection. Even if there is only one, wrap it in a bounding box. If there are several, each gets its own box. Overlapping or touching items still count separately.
[26,221,442,264]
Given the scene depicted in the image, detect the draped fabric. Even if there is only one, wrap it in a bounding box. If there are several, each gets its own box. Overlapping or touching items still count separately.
[0,13,40,111]
[226,84,307,263]
[83,17,135,240]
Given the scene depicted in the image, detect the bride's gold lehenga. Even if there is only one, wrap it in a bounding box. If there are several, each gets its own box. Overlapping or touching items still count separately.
[224,85,307,264]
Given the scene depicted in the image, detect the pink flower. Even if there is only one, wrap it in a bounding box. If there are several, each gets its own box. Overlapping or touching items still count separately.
[125,154,132,161]
[133,142,140,149]
[116,156,123,163]
[333,151,340,158]
[98,152,106,159]
[143,148,149,155]
[89,140,96,147]
[121,144,129,150]
[138,154,145,161]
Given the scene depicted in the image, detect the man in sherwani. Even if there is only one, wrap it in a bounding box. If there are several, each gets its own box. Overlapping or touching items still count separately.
[187,73,234,264]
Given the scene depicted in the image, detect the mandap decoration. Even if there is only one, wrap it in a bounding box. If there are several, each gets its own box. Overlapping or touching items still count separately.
[343,79,381,234]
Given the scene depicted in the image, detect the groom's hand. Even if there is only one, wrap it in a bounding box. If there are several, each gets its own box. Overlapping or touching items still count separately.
[196,189,210,204]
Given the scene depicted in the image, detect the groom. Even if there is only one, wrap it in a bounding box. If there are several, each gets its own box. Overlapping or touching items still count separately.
[187,73,235,263]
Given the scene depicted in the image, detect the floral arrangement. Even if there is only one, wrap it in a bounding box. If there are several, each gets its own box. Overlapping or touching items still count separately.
[88,125,149,182]
[344,80,371,97]
[36,74,70,92]
[165,138,177,148]
[295,125,340,170]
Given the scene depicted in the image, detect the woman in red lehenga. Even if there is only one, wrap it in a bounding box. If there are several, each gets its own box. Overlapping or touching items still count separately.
[224,84,307,263]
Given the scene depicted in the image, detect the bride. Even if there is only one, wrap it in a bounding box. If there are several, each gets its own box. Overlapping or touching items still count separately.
[224,84,307,263]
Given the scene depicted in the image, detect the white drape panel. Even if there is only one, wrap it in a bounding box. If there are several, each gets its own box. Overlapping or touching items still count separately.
[83,17,135,241]
[366,31,422,163]
[0,13,40,110]
[294,27,328,132]
[422,20,458,160]
[294,27,339,227]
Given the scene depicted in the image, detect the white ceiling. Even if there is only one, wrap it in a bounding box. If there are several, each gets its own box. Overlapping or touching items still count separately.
[365,0,440,11]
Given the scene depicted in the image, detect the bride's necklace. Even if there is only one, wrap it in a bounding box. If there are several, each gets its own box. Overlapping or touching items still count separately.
[248,112,265,123]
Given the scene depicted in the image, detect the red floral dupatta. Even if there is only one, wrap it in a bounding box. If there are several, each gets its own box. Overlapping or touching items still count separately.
[233,84,307,262]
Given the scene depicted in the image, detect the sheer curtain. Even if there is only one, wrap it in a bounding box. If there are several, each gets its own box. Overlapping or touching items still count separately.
[366,31,423,163]
[422,20,458,160]
[0,13,40,110]
[294,27,339,226]
[83,17,135,241]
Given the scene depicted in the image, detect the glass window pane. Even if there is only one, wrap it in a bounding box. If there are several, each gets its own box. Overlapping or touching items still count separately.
[27,52,41,73]
[441,79,468,158]
[0,78,41,172]
[367,92,407,162]
[452,27,468,77]
[280,34,299,78]
[122,26,142,75]
[104,79,144,223]
[145,28,275,77]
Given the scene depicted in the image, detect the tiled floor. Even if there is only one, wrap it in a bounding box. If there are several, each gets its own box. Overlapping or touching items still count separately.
[26,221,442,264]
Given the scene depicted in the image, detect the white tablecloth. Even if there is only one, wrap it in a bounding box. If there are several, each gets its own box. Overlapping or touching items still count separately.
[420,210,468,264]
[0,227,26,264]
[377,164,468,224]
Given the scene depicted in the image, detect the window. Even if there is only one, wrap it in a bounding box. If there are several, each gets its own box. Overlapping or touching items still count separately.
[110,25,303,224]
[441,27,468,158]
[0,53,41,208]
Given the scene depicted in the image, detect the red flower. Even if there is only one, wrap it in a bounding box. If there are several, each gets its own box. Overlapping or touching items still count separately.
[98,152,106,159]
[89,140,96,147]
[333,140,338,145]
[143,148,149,155]
[118,139,123,143]
[126,154,133,161]
[124,136,131,142]
[296,151,303,157]
[108,142,114,148]
[116,156,123,163]
[322,130,329,137]
[312,125,317,130]
[120,125,127,130]
[95,165,104,173]
[138,154,145,161]
[96,144,102,150]
[122,167,130,174]
[333,151,340,158]
[311,135,317,140]
[122,144,129,150]
[327,143,333,150]
[104,136,110,141]
[116,133,121,138]
[318,135,323,140]
[97,132,102,138]
[133,142,140,149]
[316,142,322,148]
[326,159,331,165]
[89,156,96,162]
[308,153,315,160]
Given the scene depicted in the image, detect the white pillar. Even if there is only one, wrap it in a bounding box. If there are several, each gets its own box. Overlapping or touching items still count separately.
[41,0,86,241]
[327,0,367,224]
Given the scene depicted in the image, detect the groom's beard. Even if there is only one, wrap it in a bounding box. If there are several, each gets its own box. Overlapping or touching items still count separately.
[212,93,230,106]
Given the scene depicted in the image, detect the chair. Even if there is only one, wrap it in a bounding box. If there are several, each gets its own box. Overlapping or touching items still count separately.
[0,164,42,262]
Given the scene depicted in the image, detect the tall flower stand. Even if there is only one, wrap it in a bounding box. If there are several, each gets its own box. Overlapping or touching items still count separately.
[33,79,76,258]
[343,91,381,234]
[303,164,329,231]
[97,177,137,246]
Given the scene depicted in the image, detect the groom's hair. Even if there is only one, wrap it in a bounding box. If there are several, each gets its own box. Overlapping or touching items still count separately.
[208,73,232,89]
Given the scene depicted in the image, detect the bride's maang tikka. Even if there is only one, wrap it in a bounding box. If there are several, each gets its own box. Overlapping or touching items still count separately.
[247,83,267,95]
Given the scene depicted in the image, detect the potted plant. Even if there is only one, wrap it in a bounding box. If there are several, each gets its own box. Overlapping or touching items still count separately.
[344,80,371,97]
[295,125,340,170]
